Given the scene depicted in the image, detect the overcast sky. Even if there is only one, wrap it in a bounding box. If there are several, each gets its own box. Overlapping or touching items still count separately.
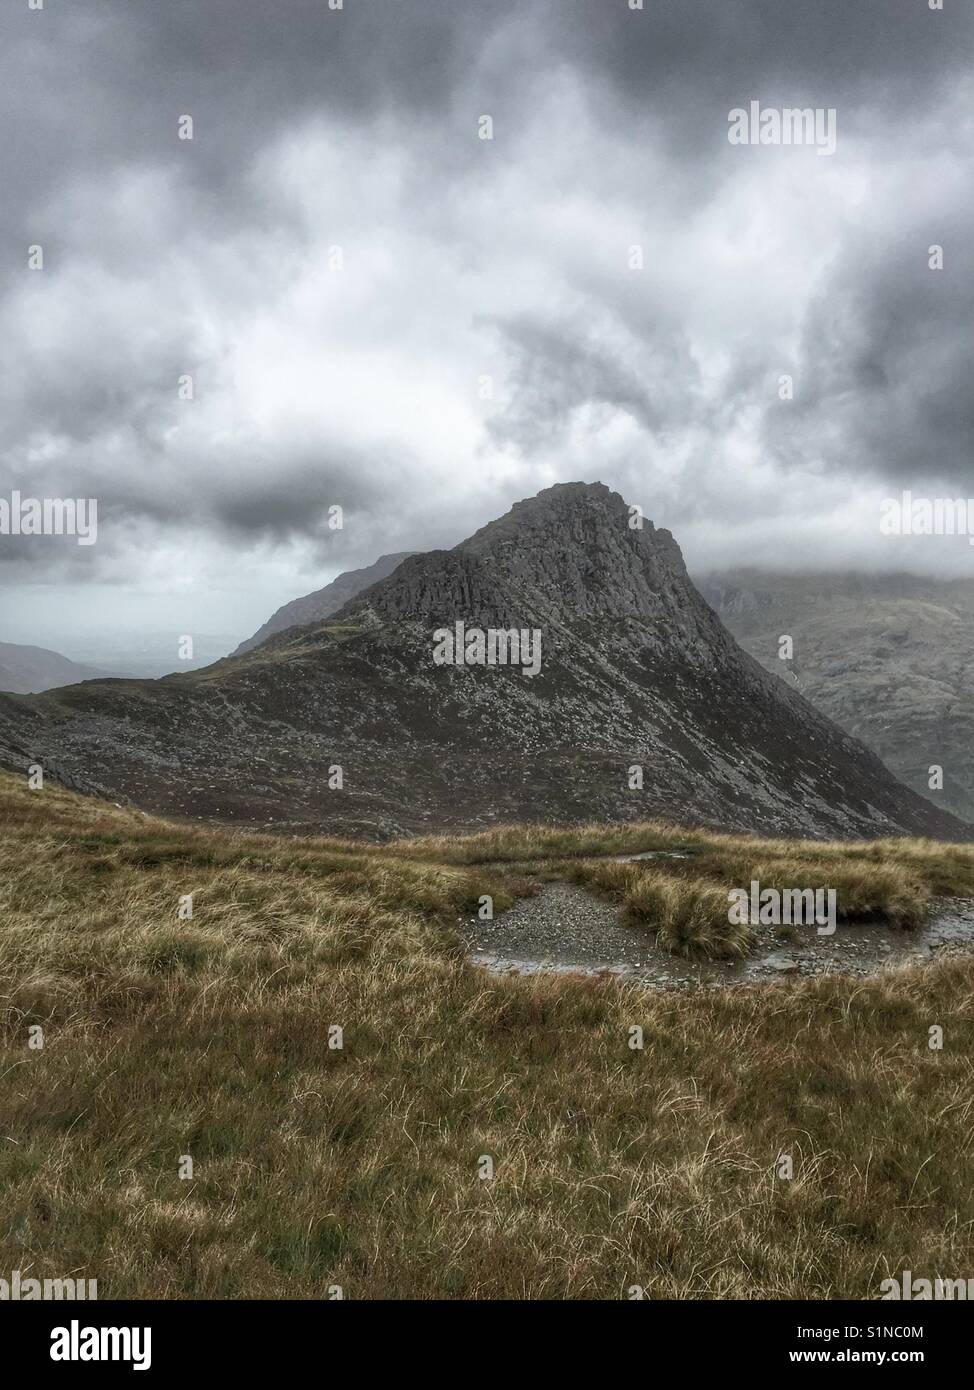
[2,0,973,655]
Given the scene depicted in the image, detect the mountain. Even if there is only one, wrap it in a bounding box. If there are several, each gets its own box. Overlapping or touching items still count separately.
[0,483,967,840]
[0,641,104,694]
[697,569,974,824]
[232,551,415,655]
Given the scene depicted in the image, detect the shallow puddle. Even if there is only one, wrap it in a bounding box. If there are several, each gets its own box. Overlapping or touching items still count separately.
[460,882,974,990]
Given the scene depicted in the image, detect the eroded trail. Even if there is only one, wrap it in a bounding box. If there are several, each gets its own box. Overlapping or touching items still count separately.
[459,881,974,990]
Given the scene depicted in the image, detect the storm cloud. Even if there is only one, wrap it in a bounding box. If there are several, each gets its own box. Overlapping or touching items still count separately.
[2,0,973,650]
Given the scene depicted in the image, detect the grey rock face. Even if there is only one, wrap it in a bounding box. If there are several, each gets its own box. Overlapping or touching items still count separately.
[357,483,699,636]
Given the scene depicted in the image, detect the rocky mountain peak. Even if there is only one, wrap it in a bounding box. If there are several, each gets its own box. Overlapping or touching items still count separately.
[1,483,968,843]
[343,481,698,634]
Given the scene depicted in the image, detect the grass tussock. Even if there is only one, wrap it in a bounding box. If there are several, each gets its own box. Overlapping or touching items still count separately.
[564,861,755,958]
[1,771,973,1299]
[563,854,930,957]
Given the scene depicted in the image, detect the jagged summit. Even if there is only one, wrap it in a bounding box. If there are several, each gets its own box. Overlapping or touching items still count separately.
[339,481,692,632]
[242,482,687,642]
[0,482,967,842]
[456,480,684,587]
[458,480,641,552]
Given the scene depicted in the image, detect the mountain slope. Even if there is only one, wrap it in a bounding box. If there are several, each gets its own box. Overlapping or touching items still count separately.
[232,551,415,655]
[0,640,104,694]
[698,570,974,823]
[0,484,967,840]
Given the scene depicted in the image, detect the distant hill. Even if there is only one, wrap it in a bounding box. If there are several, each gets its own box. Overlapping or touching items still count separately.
[0,641,104,694]
[0,484,965,842]
[697,570,974,824]
[233,552,415,655]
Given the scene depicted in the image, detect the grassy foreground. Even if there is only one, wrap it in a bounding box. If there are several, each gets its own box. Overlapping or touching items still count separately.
[1,772,973,1299]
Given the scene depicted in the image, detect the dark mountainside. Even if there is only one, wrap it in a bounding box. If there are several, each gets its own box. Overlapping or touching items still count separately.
[0,641,105,695]
[699,569,974,824]
[0,483,967,840]
[232,551,415,655]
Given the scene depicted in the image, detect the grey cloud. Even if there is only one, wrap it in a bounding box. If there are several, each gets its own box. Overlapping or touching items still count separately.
[555,0,973,119]
[485,312,707,454]
[2,0,974,639]
[766,202,974,487]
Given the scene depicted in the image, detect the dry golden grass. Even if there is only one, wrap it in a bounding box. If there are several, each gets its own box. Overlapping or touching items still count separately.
[399,819,974,894]
[1,772,973,1299]
[393,820,709,863]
